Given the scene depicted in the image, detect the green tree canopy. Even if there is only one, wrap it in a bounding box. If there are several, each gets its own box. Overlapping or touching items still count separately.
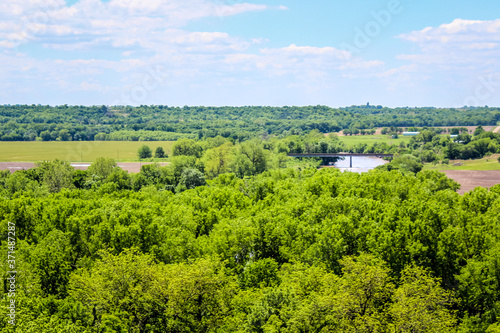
[154,146,166,158]
[138,145,152,159]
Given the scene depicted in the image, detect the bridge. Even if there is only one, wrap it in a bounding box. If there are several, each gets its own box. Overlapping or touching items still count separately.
[288,153,393,168]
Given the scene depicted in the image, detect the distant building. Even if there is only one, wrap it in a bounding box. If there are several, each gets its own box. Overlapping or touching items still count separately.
[403,132,419,136]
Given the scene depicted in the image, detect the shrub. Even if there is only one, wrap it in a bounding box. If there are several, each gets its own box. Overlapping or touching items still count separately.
[155,147,166,158]
[175,168,206,192]
[138,145,152,159]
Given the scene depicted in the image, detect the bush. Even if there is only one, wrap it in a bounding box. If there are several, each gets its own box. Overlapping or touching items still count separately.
[378,154,423,174]
[172,139,203,158]
[155,147,166,158]
[138,145,152,159]
[498,156,500,163]
[40,130,52,141]
[175,168,206,192]
[87,157,117,180]
[442,159,450,165]
[473,126,485,136]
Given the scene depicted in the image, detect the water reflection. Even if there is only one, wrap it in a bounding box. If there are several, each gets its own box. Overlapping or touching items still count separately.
[322,156,388,173]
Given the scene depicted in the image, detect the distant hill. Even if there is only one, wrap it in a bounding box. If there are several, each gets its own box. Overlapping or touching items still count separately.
[0,104,499,141]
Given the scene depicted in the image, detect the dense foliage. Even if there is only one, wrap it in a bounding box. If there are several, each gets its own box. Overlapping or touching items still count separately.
[1,104,499,141]
[401,129,500,163]
[1,104,500,331]
[1,155,500,331]
[340,128,500,165]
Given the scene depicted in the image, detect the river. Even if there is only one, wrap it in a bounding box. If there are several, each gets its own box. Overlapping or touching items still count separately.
[323,156,389,173]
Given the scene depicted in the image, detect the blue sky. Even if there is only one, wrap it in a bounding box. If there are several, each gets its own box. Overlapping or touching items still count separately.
[1,0,499,107]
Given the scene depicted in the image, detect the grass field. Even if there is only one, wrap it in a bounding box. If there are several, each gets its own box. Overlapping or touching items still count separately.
[0,141,174,162]
[338,135,412,146]
[0,136,412,162]
[424,154,500,171]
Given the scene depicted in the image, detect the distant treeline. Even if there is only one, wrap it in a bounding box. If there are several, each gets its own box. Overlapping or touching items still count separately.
[0,104,499,142]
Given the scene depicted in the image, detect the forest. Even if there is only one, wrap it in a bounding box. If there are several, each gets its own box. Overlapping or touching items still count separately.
[0,104,499,142]
[1,128,500,331]
[1,105,500,332]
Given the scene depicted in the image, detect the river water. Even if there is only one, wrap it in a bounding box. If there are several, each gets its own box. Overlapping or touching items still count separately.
[323,156,389,173]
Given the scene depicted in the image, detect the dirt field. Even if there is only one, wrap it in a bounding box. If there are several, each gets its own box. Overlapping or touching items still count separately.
[115,162,170,173]
[443,170,500,194]
[0,162,169,174]
[0,163,35,173]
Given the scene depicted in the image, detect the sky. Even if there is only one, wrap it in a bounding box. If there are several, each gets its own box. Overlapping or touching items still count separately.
[0,0,500,107]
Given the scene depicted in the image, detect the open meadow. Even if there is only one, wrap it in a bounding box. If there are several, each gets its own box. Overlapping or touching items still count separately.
[0,141,174,162]
[0,136,410,162]
[338,134,412,146]
[424,154,500,171]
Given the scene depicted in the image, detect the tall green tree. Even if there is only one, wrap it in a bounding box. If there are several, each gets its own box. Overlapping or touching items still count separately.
[172,138,203,158]
[36,160,75,192]
[202,142,235,179]
[138,145,152,159]
[154,146,166,158]
[333,253,394,332]
[176,168,206,192]
[389,266,456,333]
[87,157,117,180]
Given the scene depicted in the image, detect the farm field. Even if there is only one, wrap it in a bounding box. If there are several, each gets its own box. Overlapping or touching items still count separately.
[338,135,412,146]
[423,154,500,194]
[0,137,410,162]
[442,170,500,194]
[0,141,174,162]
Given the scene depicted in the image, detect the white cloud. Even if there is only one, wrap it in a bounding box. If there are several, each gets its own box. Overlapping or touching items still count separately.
[213,3,268,17]
[378,19,500,107]
[80,80,108,92]
[0,0,273,50]
[399,19,500,44]
[258,44,383,72]
[262,44,348,58]
[398,19,500,65]
[391,19,500,79]
[219,44,386,90]
[0,0,394,106]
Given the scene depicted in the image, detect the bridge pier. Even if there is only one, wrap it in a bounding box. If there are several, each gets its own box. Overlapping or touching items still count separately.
[287,153,394,169]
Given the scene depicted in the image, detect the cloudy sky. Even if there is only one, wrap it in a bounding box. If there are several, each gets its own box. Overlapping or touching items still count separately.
[1,0,499,107]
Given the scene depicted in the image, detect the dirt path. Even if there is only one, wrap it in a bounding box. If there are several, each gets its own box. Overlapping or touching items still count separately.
[493,126,500,133]
[115,162,169,173]
[0,162,35,172]
[0,162,169,174]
